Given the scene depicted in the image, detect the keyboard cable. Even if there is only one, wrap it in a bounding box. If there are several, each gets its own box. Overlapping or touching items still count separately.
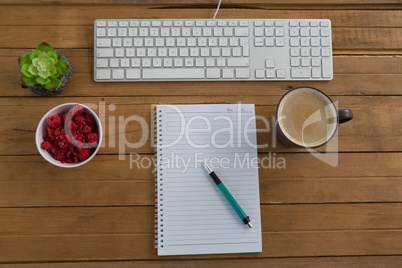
[213,0,223,19]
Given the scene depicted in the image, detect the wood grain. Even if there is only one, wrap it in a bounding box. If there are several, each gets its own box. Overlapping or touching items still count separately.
[0,153,400,207]
[3,257,402,268]
[0,96,401,155]
[1,0,401,265]
[0,7,401,27]
[1,231,402,262]
[1,203,401,236]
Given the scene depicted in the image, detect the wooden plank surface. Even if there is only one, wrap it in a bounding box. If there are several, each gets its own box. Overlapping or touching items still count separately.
[1,0,401,266]
[0,96,401,155]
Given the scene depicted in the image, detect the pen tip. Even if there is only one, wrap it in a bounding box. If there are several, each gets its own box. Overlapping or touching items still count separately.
[247,222,253,228]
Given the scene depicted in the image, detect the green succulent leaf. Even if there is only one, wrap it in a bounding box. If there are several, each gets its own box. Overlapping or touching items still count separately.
[29,50,41,60]
[44,78,62,90]
[21,63,33,77]
[36,77,51,85]
[51,67,63,79]
[19,54,32,68]
[48,51,58,62]
[55,59,68,75]
[28,64,38,76]
[37,42,54,53]
[20,74,37,87]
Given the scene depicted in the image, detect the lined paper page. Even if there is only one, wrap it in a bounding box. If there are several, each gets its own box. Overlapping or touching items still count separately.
[156,104,262,256]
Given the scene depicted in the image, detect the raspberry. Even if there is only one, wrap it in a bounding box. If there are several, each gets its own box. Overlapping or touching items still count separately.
[79,149,91,161]
[74,115,85,126]
[54,126,64,136]
[47,114,62,128]
[72,104,83,116]
[68,121,78,131]
[62,113,70,123]
[83,125,92,134]
[84,114,95,125]
[47,126,55,139]
[54,151,65,161]
[87,133,99,143]
[41,141,52,150]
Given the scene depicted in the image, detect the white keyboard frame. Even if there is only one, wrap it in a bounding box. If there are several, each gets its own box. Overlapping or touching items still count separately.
[94,19,333,82]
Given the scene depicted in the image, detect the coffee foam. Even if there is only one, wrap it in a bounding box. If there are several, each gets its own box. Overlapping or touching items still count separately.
[278,88,337,147]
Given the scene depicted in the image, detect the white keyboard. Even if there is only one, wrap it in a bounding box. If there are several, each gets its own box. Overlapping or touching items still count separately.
[94,19,333,82]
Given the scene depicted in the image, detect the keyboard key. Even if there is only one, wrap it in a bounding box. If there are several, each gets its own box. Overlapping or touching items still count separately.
[254,21,264,27]
[239,21,249,26]
[96,20,106,27]
[299,21,309,27]
[290,47,299,56]
[265,28,274,37]
[322,58,331,78]
[310,21,319,27]
[115,48,124,57]
[235,69,249,78]
[301,48,310,57]
[255,69,265,78]
[112,38,122,47]
[255,38,264,47]
[196,58,205,67]
[118,28,127,37]
[206,69,221,78]
[320,20,330,27]
[290,58,300,67]
[214,28,223,36]
[310,28,319,37]
[311,38,320,47]
[185,58,194,67]
[206,58,215,66]
[321,38,331,47]
[235,28,248,37]
[112,69,124,79]
[141,21,151,27]
[266,69,275,78]
[290,38,299,46]
[289,28,299,37]
[131,59,141,67]
[254,28,264,37]
[107,28,116,37]
[96,69,111,80]
[123,38,132,47]
[142,59,151,67]
[276,69,286,78]
[275,21,284,27]
[130,21,140,27]
[291,68,310,78]
[97,49,113,57]
[108,21,117,27]
[218,21,227,26]
[152,58,162,67]
[223,69,234,78]
[162,21,172,27]
[217,58,226,67]
[275,28,285,37]
[121,59,130,67]
[265,38,274,47]
[312,68,321,78]
[301,58,310,66]
[110,59,119,67]
[320,28,330,37]
[321,48,331,57]
[275,38,285,47]
[311,48,320,57]
[174,58,183,67]
[163,58,173,67]
[265,59,275,68]
[228,58,250,67]
[312,58,321,67]
[96,59,108,68]
[97,38,111,47]
[97,28,106,37]
[185,21,195,27]
[152,21,162,27]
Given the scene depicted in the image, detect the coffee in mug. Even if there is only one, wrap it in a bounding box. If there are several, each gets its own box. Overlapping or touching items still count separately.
[276,87,353,148]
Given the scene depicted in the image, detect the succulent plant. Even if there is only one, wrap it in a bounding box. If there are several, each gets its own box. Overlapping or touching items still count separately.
[19,42,69,90]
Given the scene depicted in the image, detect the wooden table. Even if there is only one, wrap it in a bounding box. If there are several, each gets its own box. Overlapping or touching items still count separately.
[1,0,401,266]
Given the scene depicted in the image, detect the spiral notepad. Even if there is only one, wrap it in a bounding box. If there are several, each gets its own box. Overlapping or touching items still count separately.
[155,104,262,256]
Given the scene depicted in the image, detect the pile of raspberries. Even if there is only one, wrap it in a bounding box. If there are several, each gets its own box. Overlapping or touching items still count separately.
[41,104,99,163]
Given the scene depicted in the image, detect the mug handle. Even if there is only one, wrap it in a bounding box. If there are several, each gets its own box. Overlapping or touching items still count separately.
[338,109,353,124]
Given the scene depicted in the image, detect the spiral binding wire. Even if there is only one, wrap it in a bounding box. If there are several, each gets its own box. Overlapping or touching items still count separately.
[154,106,164,249]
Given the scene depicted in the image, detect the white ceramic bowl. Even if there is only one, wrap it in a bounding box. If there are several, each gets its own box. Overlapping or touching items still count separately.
[35,103,102,168]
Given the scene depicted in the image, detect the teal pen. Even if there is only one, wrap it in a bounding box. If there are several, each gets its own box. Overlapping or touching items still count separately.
[203,161,252,228]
